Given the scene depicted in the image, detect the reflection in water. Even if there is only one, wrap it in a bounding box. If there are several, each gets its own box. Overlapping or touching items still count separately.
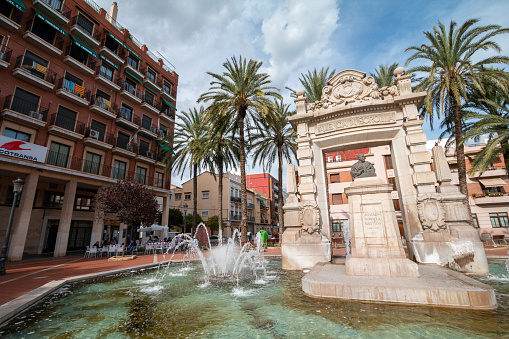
[0,260,508,338]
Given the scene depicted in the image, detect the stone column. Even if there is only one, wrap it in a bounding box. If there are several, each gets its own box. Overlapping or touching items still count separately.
[90,206,104,247]
[311,142,331,240]
[8,173,40,261]
[53,180,77,257]
[161,195,170,227]
[119,222,127,245]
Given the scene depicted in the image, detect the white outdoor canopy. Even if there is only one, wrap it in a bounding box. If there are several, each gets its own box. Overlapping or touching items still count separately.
[137,225,169,232]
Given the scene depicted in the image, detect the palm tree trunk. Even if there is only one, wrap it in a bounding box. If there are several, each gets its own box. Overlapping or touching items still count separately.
[193,162,198,234]
[239,110,247,243]
[503,144,509,177]
[452,99,468,196]
[277,143,284,243]
[218,154,224,232]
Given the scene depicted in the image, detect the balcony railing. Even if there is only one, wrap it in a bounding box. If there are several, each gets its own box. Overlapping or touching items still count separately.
[25,18,64,51]
[120,79,143,99]
[15,55,57,85]
[46,150,69,168]
[85,127,114,145]
[39,0,71,19]
[95,65,122,85]
[0,45,13,63]
[136,147,157,160]
[115,137,136,152]
[247,203,255,209]
[142,95,162,111]
[57,78,91,101]
[230,196,241,203]
[90,94,118,114]
[65,45,97,69]
[2,10,23,25]
[160,107,175,120]
[2,95,49,121]
[154,177,164,188]
[229,214,241,221]
[49,113,85,135]
[248,216,255,222]
[102,37,126,59]
[71,15,101,42]
[70,157,111,176]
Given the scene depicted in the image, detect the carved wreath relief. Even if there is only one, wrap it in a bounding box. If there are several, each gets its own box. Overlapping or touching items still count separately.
[299,201,320,235]
[417,195,447,232]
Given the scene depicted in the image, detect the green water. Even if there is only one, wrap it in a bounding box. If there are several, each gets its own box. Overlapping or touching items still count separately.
[1,260,508,338]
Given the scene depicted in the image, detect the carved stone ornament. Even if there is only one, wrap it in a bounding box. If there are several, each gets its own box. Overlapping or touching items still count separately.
[417,194,447,232]
[309,69,399,112]
[299,201,320,235]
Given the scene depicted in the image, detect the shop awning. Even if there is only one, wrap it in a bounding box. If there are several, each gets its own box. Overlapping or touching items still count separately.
[156,140,172,152]
[71,35,98,58]
[257,197,266,207]
[34,10,66,36]
[479,178,508,188]
[144,85,158,96]
[162,99,177,111]
[100,55,119,70]
[125,70,142,83]
[5,0,25,12]
[107,32,143,61]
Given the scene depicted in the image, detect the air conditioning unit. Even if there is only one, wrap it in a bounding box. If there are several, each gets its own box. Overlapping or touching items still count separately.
[146,151,154,158]
[150,126,158,133]
[29,111,43,120]
[327,156,333,163]
[89,129,100,139]
[336,155,342,162]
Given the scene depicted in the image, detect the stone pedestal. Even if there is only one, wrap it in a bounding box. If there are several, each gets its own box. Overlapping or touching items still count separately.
[344,177,419,278]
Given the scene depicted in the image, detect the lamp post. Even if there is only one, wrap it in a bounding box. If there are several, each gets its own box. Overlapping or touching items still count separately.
[183,203,188,235]
[0,177,24,275]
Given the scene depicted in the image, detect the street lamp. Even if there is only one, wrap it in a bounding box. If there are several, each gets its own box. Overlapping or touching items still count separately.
[183,203,188,235]
[0,177,24,275]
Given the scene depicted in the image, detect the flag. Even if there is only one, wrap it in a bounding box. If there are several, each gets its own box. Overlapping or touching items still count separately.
[32,61,47,75]
[104,99,111,108]
[133,129,139,143]
[74,84,85,96]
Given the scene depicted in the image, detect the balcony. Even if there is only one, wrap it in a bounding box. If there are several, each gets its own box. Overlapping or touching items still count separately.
[469,168,507,178]
[12,56,56,90]
[143,76,162,92]
[89,95,118,119]
[69,156,111,177]
[125,59,145,80]
[0,45,12,69]
[135,148,157,164]
[83,128,114,150]
[0,8,22,31]
[472,194,509,205]
[141,96,161,115]
[23,19,64,56]
[48,113,85,140]
[247,203,255,209]
[119,80,143,104]
[33,0,71,25]
[116,111,140,131]
[99,44,125,65]
[1,95,48,128]
[230,196,241,203]
[56,78,90,106]
[229,214,241,221]
[248,216,255,222]
[140,121,159,139]
[63,45,96,76]
[159,108,175,124]
[112,138,136,158]
[70,15,100,47]
[94,66,121,91]
[160,89,176,103]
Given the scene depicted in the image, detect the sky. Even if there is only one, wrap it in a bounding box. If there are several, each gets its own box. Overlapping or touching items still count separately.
[92,0,509,187]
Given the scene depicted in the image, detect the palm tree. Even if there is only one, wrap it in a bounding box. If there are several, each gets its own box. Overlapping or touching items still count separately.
[198,56,281,242]
[405,19,509,196]
[203,113,238,231]
[165,106,208,233]
[370,63,399,87]
[249,99,297,238]
[286,67,336,102]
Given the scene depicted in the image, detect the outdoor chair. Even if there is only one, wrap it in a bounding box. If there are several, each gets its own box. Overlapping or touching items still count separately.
[101,247,109,257]
[108,244,117,256]
[85,246,98,258]
[145,243,153,254]
[155,242,163,254]
[116,245,124,256]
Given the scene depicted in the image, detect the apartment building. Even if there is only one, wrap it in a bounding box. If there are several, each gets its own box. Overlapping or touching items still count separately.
[174,172,273,236]
[246,173,280,229]
[0,0,177,259]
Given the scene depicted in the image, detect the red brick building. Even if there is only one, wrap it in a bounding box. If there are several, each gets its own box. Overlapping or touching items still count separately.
[246,173,280,228]
[0,0,177,259]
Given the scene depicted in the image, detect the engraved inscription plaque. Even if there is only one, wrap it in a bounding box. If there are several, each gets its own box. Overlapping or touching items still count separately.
[362,203,386,245]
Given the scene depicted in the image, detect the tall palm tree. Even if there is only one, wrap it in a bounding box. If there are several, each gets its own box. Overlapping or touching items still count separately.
[405,19,509,196]
[370,63,399,87]
[203,112,238,231]
[286,67,336,102]
[249,99,297,238]
[199,56,281,242]
[165,106,208,232]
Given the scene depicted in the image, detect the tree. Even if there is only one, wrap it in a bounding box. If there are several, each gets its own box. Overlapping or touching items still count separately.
[167,208,183,229]
[166,106,208,232]
[94,178,159,240]
[198,56,281,242]
[286,67,336,102]
[405,19,509,196]
[186,213,203,232]
[206,215,220,233]
[370,63,399,87]
[249,99,297,237]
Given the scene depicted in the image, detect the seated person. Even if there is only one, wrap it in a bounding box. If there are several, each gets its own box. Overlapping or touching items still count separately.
[126,239,137,254]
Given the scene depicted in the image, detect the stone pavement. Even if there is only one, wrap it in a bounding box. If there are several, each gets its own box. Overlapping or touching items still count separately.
[0,245,506,308]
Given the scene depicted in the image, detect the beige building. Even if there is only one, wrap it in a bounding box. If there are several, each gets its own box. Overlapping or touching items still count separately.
[174,172,272,235]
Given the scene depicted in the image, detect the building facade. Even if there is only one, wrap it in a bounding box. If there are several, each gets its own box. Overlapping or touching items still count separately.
[246,173,280,229]
[0,0,177,259]
[174,172,273,236]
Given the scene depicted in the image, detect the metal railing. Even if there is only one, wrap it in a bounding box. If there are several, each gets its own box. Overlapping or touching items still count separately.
[25,18,64,51]
[83,0,101,13]
[136,147,157,160]
[120,79,143,99]
[115,137,136,152]
[90,94,118,114]
[57,78,91,101]
[49,113,85,135]
[85,127,114,145]
[95,65,121,86]
[142,94,162,111]
[65,44,97,69]
[46,150,69,168]
[230,196,241,203]
[2,95,49,121]
[38,0,71,19]
[230,213,241,221]
[102,36,126,59]
[0,45,12,63]
[15,55,57,85]
[71,15,101,42]
[247,216,255,222]
[247,203,255,209]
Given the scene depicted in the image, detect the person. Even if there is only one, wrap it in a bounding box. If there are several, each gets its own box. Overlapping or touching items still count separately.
[350,154,376,179]
[93,241,100,248]
[126,239,137,255]
[102,238,110,247]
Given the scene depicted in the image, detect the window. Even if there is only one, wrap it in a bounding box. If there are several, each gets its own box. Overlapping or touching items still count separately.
[4,128,30,142]
[120,104,133,121]
[76,13,94,35]
[235,189,239,197]
[69,43,88,64]
[113,160,126,179]
[124,77,136,94]
[43,191,65,207]
[202,191,209,199]
[482,186,502,195]
[490,213,509,228]
[104,35,118,54]
[63,72,84,97]
[136,166,147,184]
[75,196,92,210]
[184,193,191,200]
[393,199,401,211]
[163,81,171,94]
[99,62,114,81]
[144,90,154,105]
[332,219,341,232]
[11,88,39,116]
[384,155,393,170]
[139,140,149,155]
[155,172,164,188]
[388,177,397,190]
[94,89,111,110]
[90,120,106,141]
[330,173,340,183]
[116,131,130,149]
[47,142,70,168]
[142,114,152,130]
[22,51,48,79]
[147,68,156,83]
[201,210,209,217]
[231,187,234,197]
[46,0,63,11]
[331,193,343,205]
[336,155,342,162]
[175,193,181,200]
[327,156,333,162]
[84,152,101,174]
[472,214,479,228]
[32,16,57,44]
[127,54,139,69]
[56,106,77,131]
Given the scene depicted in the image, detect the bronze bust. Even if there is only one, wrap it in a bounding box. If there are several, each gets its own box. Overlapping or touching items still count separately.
[350,154,376,179]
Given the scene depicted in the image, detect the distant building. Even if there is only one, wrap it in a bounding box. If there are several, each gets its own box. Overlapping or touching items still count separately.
[246,173,280,228]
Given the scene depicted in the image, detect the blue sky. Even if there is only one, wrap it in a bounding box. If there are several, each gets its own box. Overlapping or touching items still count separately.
[93,0,509,185]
